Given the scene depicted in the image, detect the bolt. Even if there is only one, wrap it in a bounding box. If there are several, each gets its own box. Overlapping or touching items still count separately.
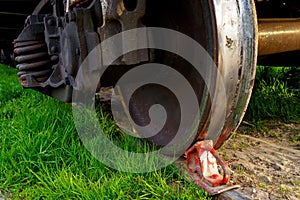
[51,55,59,62]
[47,19,55,26]
[51,46,58,53]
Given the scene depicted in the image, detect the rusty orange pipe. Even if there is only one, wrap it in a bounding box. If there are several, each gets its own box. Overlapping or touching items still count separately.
[258,18,300,56]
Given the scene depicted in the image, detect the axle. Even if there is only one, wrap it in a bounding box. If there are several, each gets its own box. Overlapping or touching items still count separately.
[258,18,300,56]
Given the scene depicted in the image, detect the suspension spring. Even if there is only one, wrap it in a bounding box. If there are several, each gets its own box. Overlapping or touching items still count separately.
[14,40,58,87]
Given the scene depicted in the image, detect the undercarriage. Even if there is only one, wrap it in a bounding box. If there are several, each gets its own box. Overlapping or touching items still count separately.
[1,0,300,149]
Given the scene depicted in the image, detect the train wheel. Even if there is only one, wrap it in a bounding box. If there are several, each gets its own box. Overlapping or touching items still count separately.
[119,0,258,149]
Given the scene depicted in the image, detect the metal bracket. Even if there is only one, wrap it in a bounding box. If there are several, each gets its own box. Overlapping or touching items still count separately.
[177,140,241,196]
[99,0,148,65]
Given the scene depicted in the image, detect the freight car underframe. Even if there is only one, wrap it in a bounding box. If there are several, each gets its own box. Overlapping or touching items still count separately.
[13,0,253,149]
[14,0,300,148]
[4,0,300,196]
[12,0,300,149]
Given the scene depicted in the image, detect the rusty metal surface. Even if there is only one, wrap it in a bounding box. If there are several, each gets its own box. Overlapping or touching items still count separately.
[206,0,258,148]
[185,141,230,189]
[12,0,258,151]
[118,0,216,147]
[176,156,250,199]
[18,68,53,85]
[14,34,54,87]
[13,0,101,101]
[212,189,252,200]
[14,42,46,55]
[99,0,148,65]
[15,52,48,63]
[98,0,258,149]
[258,18,300,55]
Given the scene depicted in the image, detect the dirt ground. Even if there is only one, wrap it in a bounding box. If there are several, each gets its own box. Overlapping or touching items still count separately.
[219,121,300,200]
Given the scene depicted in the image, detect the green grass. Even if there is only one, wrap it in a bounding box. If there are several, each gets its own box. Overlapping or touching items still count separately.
[0,64,210,199]
[244,66,300,149]
[1,63,298,199]
[245,66,300,122]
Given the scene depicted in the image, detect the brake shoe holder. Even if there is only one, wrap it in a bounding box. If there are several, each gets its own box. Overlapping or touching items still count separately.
[184,140,240,195]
